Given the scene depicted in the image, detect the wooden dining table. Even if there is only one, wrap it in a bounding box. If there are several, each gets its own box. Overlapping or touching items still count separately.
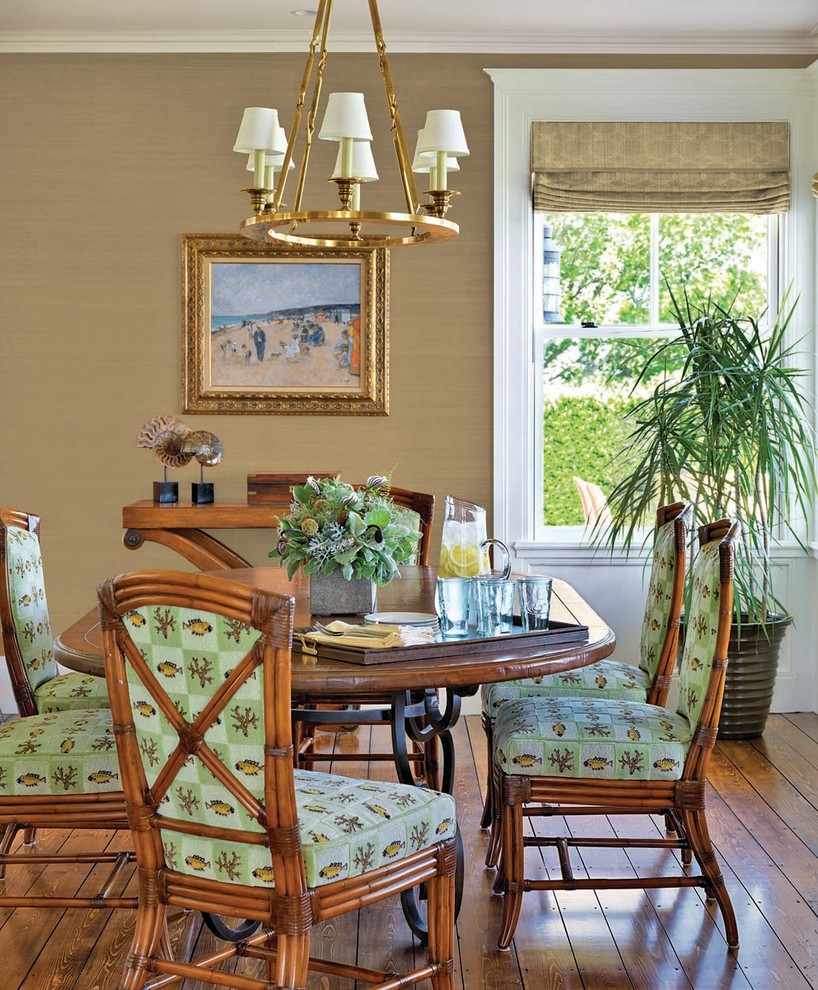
[55,565,613,688]
[54,564,614,798]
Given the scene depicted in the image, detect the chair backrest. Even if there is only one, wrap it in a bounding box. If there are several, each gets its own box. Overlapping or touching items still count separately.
[387,487,435,565]
[98,570,301,897]
[572,477,612,527]
[638,500,694,704]
[0,508,58,715]
[677,518,739,781]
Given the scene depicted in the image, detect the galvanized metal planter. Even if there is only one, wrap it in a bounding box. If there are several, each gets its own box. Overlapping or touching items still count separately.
[718,616,792,740]
[309,570,377,616]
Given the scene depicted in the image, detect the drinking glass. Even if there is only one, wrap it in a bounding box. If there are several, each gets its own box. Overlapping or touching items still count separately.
[474,577,516,637]
[436,577,470,638]
[518,575,553,631]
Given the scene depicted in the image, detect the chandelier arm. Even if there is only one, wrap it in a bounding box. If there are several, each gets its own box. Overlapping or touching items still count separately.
[368,0,421,215]
[296,0,333,215]
[273,0,327,213]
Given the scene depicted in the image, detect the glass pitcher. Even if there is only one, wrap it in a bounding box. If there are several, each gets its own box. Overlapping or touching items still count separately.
[438,496,510,578]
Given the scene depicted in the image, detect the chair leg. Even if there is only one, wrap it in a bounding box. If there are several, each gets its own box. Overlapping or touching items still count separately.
[683,807,739,949]
[22,827,36,846]
[274,933,311,990]
[480,714,493,830]
[0,823,20,880]
[120,898,166,990]
[427,866,456,990]
[497,783,524,951]
[492,848,505,894]
[485,747,503,868]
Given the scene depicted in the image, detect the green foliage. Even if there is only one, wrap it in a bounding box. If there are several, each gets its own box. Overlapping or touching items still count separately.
[602,288,817,622]
[543,394,640,525]
[269,475,421,586]
[549,211,767,328]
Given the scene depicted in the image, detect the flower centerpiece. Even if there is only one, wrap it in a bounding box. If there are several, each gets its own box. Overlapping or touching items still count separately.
[269,475,422,614]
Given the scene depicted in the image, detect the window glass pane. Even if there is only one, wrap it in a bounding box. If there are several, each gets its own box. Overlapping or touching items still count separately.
[542,337,684,526]
[545,213,651,325]
[657,214,768,319]
[540,211,771,527]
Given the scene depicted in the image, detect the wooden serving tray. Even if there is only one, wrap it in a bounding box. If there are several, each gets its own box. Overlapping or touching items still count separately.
[292,618,590,665]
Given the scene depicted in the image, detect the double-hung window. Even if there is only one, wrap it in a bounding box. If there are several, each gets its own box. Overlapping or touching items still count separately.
[529,118,789,534]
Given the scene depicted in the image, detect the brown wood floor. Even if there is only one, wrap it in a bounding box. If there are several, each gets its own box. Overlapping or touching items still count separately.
[3,712,818,989]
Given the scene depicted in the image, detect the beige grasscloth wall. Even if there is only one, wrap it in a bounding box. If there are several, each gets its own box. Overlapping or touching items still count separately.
[0,52,809,633]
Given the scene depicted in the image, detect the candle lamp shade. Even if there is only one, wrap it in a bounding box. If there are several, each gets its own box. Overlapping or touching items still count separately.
[416,110,469,157]
[233,107,281,154]
[332,140,379,181]
[318,92,373,141]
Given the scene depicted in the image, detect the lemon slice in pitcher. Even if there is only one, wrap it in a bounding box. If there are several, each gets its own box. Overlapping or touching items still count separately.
[448,543,483,577]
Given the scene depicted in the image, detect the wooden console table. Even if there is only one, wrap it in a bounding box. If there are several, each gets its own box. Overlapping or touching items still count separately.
[122,499,287,571]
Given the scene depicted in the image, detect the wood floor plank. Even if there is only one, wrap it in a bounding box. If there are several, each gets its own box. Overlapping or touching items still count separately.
[706,741,818,988]
[0,828,121,989]
[717,738,818,859]
[690,784,812,989]
[454,718,525,990]
[567,812,694,990]
[525,811,633,989]
[17,828,136,990]
[7,715,818,989]
[750,715,818,793]
[784,712,818,746]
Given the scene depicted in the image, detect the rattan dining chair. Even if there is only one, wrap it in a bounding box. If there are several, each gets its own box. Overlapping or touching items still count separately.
[292,486,439,783]
[0,508,110,715]
[491,518,740,951]
[481,500,692,860]
[0,699,133,909]
[99,568,457,990]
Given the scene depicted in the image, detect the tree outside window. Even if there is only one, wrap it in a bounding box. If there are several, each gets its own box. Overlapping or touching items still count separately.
[540,212,770,526]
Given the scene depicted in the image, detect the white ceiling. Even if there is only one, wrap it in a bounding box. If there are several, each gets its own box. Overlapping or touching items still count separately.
[2,0,817,54]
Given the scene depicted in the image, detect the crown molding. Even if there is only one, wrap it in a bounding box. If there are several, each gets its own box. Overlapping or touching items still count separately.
[1,29,816,56]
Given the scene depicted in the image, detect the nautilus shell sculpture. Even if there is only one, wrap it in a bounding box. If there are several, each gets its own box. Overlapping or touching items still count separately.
[136,416,223,469]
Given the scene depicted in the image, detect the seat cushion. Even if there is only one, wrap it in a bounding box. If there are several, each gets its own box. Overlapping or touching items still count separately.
[34,672,110,713]
[481,660,651,717]
[493,695,691,781]
[0,708,120,795]
[161,769,457,890]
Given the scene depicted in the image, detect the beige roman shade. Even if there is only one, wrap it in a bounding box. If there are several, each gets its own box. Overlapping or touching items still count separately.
[532,121,790,213]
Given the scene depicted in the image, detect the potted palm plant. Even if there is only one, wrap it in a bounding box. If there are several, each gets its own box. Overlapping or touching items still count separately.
[601,287,816,737]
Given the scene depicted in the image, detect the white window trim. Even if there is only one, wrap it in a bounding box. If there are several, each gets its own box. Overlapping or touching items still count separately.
[487,66,818,559]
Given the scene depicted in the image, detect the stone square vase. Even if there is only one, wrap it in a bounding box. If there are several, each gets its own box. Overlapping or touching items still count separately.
[309,570,376,616]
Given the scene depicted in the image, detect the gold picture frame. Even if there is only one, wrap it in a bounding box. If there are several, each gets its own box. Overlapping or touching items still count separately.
[182,234,389,415]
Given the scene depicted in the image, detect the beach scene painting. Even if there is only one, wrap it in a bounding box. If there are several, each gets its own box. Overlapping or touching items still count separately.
[209,259,365,391]
[183,236,388,415]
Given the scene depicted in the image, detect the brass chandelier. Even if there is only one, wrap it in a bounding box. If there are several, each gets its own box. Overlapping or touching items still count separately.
[234,0,468,248]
